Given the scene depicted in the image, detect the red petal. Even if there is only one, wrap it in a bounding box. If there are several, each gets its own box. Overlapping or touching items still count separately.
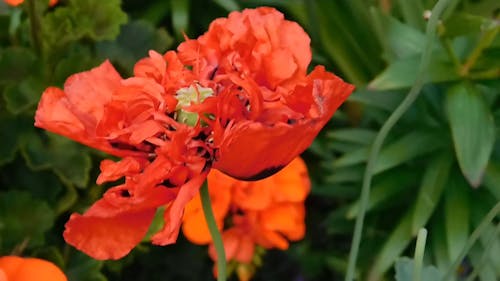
[213,121,316,180]
[96,157,146,184]
[64,181,176,260]
[63,60,122,127]
[34,87,86,139]
[214,68,354,180]
[35,62,146,158]
[151,171,208,245]
[64,209,155,260]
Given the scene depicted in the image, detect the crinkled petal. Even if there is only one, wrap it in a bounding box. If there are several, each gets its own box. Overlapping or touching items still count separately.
[64,209,156,260]
[63,182,176,260]
[151,171,208,245]
[34,87,86,139]
[96,157,146,184]
[63,60,122,126]
[214,68,354,180]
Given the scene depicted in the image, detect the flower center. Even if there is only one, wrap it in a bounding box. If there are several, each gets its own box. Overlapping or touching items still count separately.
[175,84,214,126]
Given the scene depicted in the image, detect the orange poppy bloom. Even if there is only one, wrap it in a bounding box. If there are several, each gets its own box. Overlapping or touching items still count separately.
[34,7,350,261]
[36,51,212,260]
[3,0,57,6]
[183,157,310,280]
[177,7,354,180]
[0,256,67,281]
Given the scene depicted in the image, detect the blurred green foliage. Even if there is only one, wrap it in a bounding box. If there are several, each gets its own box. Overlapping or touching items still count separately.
[0,0,498,280]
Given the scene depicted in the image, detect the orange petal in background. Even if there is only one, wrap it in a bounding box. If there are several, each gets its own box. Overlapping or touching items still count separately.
[0,256,67,281]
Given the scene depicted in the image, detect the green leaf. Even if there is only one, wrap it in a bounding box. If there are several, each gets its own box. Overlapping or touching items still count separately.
[0,114,31,165]
[0,47,38,84]
[368,211,414,280]
[484,161,500,200]
[213,0,240,11]
[3,76,45,114]
[333,146,369,168]
[21,132,92,188]
[56,183,78,215]
[307,1,381,85]
[469,243,498,281]
[171,0,190,39]
[32,246,66,270]
[0,190,55,250]
[326,128,377,145]
[53,44,100,85]
[478,223,500,277]
[374,131,442,174]
[370,8,426,61]
[395,0,425,30]
[1,157,64,205]
[66,251,107,281]
[445,83,495,187]
[324,166,363,184]
[412,153,453,233]
[347,169,417,219]
[43,0,127,48]
[312,183,359,199]
[143,207,165,242]
[334,131,442,174]
[443,13,492,38]
[96,20,173,73]
[348,89,405,111]
[444,174,470,262]
[368,53,460,90]
[394,257,442,281]
[431,216,451,271]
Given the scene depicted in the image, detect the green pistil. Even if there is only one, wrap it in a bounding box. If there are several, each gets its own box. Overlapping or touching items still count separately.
[175,84,213,126]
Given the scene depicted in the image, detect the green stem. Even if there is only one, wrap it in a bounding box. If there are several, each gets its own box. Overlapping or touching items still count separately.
[26,0,43,56]
[343,1,451,280]
[441,37,462,72]
[464,222,500,281]
[412,229,428,281]
[442,201,500,281]
[200,181,227,281]
[460,24,499,76]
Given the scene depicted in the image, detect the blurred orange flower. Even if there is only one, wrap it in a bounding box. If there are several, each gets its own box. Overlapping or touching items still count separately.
[182,157,310,280]
[0,256,67,281]
[3,0,57,6]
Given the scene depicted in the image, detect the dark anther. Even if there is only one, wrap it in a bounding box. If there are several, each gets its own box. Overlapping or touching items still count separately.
[160,179,177,188]
[202,161,212,172]
[109,141,140,151]
[194,131,209,141]
[197,147,211,160]
[237,165,285,181]
[120,189,131,197]
[209,66,218,80]
[234,208,245,216]
[287,119,297,125]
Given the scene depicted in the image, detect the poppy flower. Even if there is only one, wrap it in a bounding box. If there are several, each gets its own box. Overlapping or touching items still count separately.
[36,51,212,260]
[182,157,310,280]
[177,7,354,180]
[3,0,57,6]
[0,256,67,281]
[35,6,351,261]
